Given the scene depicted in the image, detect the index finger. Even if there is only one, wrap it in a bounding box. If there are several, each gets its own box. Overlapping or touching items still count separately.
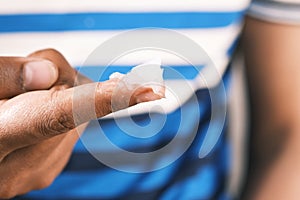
[0,79,161,156]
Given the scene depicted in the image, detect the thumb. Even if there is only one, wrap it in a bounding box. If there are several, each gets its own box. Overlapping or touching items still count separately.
[0,57,58,99]
[23,59,58,91]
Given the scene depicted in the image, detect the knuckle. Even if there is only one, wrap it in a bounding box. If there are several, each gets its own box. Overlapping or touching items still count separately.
[55,107,75,131]
[37,97,74,137]
[41,48,63,58]
[43,48,60,54]
[31,48,62,58]
[38,112,74,137]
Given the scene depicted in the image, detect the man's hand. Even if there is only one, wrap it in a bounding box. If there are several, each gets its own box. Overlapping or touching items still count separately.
[0,49,162,199]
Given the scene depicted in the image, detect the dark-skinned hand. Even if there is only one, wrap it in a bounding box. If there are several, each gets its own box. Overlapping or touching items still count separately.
[0,49,162,199]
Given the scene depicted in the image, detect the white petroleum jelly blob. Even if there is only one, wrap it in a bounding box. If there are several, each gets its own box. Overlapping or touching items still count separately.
[109,59,164,95]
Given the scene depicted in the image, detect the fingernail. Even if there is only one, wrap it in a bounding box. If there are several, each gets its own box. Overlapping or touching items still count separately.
[23,60,58,90]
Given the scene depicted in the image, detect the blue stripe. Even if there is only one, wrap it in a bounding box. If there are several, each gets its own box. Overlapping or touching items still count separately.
[0,12,244,32]
[22,152,224,199]
[161,165,217,200]
[24,163,180,199]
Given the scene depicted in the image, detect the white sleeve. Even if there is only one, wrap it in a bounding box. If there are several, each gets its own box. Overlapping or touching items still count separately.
[248,0,300,24]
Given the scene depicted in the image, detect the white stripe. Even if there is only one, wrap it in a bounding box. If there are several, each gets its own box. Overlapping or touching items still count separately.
[0,24,241,67]
[248,2,300,24]
[0,25,241,116]
[0,0,250,14]
[270,0,300,3]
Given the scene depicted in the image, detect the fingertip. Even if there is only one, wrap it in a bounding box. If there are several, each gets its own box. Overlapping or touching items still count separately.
[23,60,58,90]
[135,91,162,104]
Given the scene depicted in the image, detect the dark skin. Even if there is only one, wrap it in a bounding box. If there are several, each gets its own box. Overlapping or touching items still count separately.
[0,49,163,199]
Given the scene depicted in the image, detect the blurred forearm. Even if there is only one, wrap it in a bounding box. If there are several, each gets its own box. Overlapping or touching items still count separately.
[242,16,300,200]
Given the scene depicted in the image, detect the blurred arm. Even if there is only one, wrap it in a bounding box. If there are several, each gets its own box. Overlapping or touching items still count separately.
[242,16,300,200]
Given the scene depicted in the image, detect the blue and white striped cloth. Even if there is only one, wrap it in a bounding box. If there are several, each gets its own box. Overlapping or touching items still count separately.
[0,0,255,199]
